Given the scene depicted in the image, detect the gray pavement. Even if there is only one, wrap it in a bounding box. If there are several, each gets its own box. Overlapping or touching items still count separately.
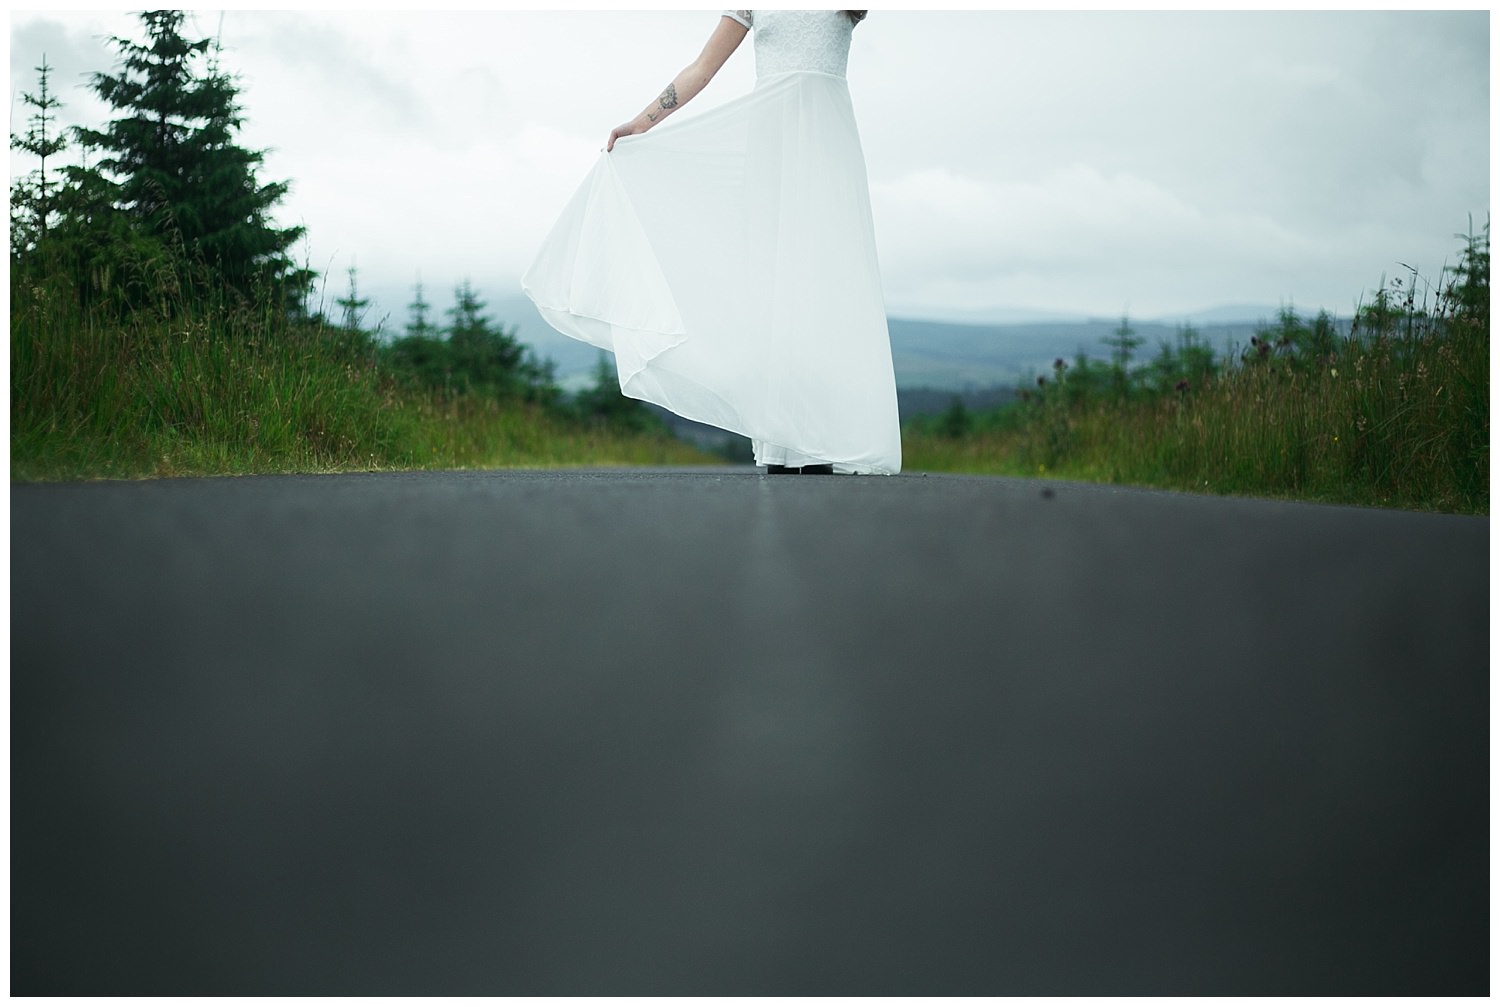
[10,468,1489,994]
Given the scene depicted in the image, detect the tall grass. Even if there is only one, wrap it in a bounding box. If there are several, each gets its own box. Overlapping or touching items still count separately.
[905,228,1489,514]
[10,276,715,481]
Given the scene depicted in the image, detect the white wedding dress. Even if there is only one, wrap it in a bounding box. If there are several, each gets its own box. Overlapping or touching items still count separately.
[522,10,901,474]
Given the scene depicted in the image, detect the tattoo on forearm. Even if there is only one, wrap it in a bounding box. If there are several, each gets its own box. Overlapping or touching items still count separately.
[646,82,679,122]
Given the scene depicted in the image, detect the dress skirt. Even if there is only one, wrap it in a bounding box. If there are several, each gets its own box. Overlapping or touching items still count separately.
[522,69,902,475]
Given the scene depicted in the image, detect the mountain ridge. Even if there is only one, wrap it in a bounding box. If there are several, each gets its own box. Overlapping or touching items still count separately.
[370,287,1343,393]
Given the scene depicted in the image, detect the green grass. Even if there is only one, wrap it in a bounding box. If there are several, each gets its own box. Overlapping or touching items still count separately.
[905,340,1488,514]
[905,232,1489,515]
[10,279,718,482]
[15,230,1488,509]
[904,317,1488,515]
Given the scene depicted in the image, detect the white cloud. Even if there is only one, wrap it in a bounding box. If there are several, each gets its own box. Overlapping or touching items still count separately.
[872,164,1333,316]
[10,9,1489,326]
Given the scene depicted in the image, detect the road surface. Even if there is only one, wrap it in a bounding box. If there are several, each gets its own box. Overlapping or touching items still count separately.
[11,469,1489,993]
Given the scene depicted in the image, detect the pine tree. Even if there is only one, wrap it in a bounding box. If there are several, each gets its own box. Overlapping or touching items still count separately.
[443,280,559,400]
[1101,315,1143,399]
[405,279,437,339]
[575,352,662,432]
[11,53,162,306]
[446,280,524,391]
[937,395,972,439]
[10,56,69,255]
[72,10,307,298]
[336,262,370,331]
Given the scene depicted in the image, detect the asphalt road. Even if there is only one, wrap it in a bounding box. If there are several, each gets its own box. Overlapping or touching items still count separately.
[11,469,1490,994]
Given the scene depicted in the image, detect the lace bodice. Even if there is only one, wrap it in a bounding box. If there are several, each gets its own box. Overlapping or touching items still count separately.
[725,10,854,80]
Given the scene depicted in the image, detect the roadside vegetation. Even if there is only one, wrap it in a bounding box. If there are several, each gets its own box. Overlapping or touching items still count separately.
[10,12,713,483]
[12,12,1486,510]
[904,225,1489,515]
[9,277,710,481]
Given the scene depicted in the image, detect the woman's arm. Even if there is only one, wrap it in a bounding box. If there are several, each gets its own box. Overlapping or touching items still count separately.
[606,14,749,151]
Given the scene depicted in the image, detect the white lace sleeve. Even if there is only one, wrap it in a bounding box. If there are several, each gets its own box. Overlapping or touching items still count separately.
[722,10,752,29]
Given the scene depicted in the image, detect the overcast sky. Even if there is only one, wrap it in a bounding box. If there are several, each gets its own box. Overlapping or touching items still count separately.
[9,7,1491,330]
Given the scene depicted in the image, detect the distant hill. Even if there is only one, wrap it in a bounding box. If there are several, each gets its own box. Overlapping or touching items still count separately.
[483,294,1337,396]
[884,316,1276,390]
[896,385,1020,422]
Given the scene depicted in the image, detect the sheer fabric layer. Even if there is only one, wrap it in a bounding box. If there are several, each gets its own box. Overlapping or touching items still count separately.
[522,69,901,475]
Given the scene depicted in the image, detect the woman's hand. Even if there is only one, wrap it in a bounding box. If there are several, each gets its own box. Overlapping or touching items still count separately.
[606,120,646,152]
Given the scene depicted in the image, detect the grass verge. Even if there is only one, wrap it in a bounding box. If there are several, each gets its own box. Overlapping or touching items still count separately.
[904,230,1488,515]
[10,281,718,482]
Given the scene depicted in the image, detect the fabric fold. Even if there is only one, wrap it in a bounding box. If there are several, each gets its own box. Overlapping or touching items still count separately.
[522,66,902,475]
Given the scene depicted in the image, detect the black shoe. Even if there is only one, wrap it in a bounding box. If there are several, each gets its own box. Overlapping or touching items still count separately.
[765,464,797,474]
[800,464,834,475]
